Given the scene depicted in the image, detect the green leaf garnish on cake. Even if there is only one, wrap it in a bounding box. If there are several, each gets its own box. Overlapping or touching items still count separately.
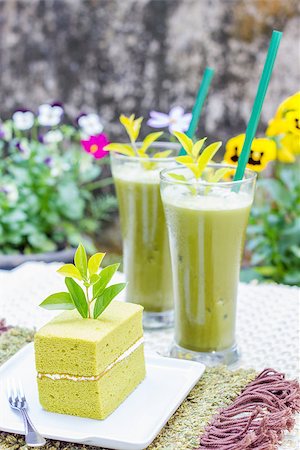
[35,244,146,420]
[40,244,126,319]
[104,114,173,163]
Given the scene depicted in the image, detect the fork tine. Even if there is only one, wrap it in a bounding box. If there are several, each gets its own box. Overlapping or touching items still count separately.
[18,379,25,399]
[15,379,20,399]
[11,379,18,401]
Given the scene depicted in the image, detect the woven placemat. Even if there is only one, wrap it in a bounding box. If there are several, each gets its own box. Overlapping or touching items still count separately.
[0,327,256,450]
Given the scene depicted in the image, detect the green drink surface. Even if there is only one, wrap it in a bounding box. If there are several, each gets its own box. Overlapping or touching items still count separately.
[163,187,251,352]
[114,169,173,312]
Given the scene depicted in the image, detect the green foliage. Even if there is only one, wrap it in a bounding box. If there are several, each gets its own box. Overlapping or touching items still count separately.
[244,164,300,286]
[105,114,171,167]
[39,292,75,310]
[173,132,222,179]
[65,277,89,318]
[40,244,126,319]
[93,283,126,319]
[0,125,116,255]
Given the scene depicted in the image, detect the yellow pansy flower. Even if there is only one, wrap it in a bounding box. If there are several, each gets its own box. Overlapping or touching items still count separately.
[274,91,300,119]
[266,117,289,136]
[277,147,295,163]
[285,110,300,136]
[225,134,276,172]
[266,92,300,138]
[280,133,300,156]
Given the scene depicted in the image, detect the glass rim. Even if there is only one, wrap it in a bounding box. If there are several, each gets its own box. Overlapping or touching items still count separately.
[109,141,180,163]
[160,163,257,187]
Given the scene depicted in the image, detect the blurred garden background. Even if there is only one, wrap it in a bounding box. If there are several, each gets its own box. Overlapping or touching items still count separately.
[0,0,299,285]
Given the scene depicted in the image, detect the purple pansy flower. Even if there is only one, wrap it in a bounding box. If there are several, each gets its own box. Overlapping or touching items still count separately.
[44,157,53,167]
[147,106,192,133]
[15,140,31,158]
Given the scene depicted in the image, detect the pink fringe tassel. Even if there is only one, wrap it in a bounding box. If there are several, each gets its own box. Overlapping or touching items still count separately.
[199,368,300,449]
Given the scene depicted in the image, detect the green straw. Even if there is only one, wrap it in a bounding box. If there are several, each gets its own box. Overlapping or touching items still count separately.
[179,67,214,155]
[234,30,282,181]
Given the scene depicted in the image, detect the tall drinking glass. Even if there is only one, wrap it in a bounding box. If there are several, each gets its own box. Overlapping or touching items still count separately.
[110,142,179,329]
[160,164,256,365]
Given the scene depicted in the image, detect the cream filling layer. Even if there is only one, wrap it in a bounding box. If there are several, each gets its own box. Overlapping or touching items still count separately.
[37,337,144,382]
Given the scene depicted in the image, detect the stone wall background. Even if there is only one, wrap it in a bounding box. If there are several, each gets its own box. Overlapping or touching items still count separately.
[0,0,299,142]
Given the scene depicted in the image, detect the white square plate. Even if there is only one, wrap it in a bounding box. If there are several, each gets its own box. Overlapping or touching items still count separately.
[0,344,205,449]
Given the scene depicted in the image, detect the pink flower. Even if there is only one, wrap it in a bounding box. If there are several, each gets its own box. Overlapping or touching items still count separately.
[81,134,110,159]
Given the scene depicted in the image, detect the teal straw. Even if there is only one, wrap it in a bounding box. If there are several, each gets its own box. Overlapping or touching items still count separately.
[234,30,282,181]
[179,67,214,155]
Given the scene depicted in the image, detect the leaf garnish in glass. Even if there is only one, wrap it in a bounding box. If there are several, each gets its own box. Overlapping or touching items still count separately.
[39,244,126,319]
[104,115,173,163]
[207,168,232,183]
[204,167,233,194]
[173,131,222,180]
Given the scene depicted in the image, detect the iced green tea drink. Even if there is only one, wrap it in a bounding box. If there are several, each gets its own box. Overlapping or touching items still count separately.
[160,165,256,365]
[110,143,179,328]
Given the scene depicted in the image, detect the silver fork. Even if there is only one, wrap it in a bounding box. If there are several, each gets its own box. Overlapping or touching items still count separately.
[7,379,46,447]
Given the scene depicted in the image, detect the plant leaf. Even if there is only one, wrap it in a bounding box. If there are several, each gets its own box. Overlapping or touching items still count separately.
[176,155,194,165]
[173,131,193,156]
[104,143,135,156]
[120,114,133,130]
[57,264,82,281]
[255,266,278,276]
[90,274,100,284]
[65,277,88,318]
[74,243,88,279]
[176,155,201,178]
[197,141,222,176]
[120,114,143,142]
[88,252,105,275]
[208,168,232,183]
[93,283,127,319]
[92,263,120,299]
[39,292,75,310]
[192,137,207,158]
[140,132,163,154]
[168,173,187,182]
[141,160,157,170]
[131,117,143,141]
[137,150,149,158]
[153,150,173,158]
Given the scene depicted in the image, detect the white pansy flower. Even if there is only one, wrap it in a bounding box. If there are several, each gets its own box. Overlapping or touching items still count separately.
[147,106,192,133]
[12,110,35,131]
[43,129,64,144]
[0,183,19,203]
[78,113,103,136]
[38,104,64,127]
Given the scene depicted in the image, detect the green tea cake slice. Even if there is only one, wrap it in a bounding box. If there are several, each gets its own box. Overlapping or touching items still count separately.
[35,301,146,419]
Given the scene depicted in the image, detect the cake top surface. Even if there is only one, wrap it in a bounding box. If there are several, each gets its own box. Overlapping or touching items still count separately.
[36,301,143,342]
